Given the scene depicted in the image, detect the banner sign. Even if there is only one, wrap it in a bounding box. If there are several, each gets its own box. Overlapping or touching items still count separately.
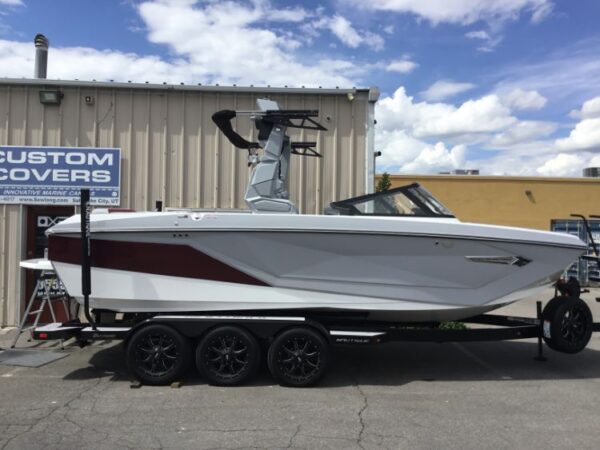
[0,146,121,205]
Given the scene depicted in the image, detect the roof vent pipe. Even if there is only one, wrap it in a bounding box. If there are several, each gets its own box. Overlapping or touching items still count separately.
[34,34,49,79]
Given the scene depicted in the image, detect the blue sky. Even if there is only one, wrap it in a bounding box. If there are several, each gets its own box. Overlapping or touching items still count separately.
[1,0,600,176]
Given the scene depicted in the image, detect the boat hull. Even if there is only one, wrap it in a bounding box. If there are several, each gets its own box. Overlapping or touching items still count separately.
[47,212,586,323]
[51,261,538,322]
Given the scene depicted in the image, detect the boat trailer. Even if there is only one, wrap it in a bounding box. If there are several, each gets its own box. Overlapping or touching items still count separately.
[32,293,600,387]
[30,199,600,387]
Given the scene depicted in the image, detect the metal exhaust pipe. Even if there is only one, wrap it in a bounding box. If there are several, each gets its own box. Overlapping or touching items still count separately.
[34,34,49,79]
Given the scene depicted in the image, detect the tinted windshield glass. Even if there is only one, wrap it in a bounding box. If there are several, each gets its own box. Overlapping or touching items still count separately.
[352,190,424,215]
[407,185,453,216]
[329,183,454,217]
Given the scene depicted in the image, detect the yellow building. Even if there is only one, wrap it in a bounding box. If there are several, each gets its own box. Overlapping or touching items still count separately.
[378,174,600,231]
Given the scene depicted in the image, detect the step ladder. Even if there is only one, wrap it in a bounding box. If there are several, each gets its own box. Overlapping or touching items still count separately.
[10,269,70,349]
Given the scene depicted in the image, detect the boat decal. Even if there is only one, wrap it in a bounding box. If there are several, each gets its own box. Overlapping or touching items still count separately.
[465,256,531,266]
[48,235,270,286]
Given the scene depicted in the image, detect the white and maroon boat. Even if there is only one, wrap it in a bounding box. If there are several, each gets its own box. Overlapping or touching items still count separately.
[46,99,586,323]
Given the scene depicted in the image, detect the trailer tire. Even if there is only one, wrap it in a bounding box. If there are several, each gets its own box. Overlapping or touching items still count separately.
[542,297,593,354]
[268,327,329,387]
[195,326,261,386]
[126,324,191,386]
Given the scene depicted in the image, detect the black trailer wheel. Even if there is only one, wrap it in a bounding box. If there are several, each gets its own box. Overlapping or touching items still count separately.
[126,324,191,386]
[267,327,329,387]
[195,326,260,386]
[542,297,593,354]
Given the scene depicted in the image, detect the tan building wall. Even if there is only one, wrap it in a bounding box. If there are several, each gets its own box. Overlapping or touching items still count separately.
[0,79,377,326]
[380,174,600,230]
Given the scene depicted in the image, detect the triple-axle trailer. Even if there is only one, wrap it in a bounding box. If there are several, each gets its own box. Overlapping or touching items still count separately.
[33,292,600,387]
[32,193,600,387]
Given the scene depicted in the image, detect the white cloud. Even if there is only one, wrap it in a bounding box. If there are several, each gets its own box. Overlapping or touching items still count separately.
[536,153,585,177]
[363,32,385,51]
[465,30,490,40]
[386,59,418,74]
[0,39,198,83]
[530,1,554,23]
[465,29,502,52]
[379,87,517,140]
[463,146,592,177]
[345,0,551,53]
[494,40,600,105]
[569,96,600,119]
[328,15,362,47]
[375,87,600,177]
[314,14,385,51]
[374,85,574,176]
[488,120,556,147]
[264,6,310,22]
[344,0,553,26]
[0,0,370,87]
[0,0,23,5]
[401,143,467,173]
[0,1,373,87]
[555,118,600,152]
[383,25,394,35]
[376,129,467,173]
[375,86,523,174]
[501,88,547,111]
[420,80,476,101]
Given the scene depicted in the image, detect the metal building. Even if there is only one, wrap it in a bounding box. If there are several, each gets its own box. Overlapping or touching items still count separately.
[0,78,379,326]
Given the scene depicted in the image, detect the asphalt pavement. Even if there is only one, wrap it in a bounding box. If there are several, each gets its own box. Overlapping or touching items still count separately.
[1,289,599,450]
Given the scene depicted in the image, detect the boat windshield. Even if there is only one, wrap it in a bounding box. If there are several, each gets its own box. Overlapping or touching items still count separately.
[328,183,454,217]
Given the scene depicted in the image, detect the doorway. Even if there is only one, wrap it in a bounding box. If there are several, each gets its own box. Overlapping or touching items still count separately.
[23,206,74,323]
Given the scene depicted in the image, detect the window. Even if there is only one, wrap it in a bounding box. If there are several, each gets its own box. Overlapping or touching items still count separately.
[353,190,422,215]
[329,183,454,217]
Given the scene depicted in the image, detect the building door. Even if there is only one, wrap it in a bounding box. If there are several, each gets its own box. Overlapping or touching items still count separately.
[23,206,74,323]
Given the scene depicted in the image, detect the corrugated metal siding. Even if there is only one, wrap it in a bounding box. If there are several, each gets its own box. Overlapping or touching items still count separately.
[0,204,24,326]
[0,81,371,326]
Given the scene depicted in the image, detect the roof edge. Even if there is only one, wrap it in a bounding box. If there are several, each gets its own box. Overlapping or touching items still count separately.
[380,174,600,183]
[0,77,374,96]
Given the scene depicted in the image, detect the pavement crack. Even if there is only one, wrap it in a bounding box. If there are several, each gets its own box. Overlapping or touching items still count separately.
[1,375,106,449]
[355,384,368,450]
[1,424,33,450]
[286,424,301,449]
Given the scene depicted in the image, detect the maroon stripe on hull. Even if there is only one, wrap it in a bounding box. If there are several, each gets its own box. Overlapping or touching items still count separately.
[48,235,269,286]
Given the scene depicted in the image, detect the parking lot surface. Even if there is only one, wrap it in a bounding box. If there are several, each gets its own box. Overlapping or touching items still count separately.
[1,290,599,450]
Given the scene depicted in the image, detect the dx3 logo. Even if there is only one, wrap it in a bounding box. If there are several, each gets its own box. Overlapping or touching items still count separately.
[37,216,69,228]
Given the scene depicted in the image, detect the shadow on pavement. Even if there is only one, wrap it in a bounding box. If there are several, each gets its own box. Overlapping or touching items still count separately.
[59,338,600,388]
[321,340,600,387]
[63,341,131,382]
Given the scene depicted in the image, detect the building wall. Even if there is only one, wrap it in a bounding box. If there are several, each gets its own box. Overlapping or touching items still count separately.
[0,79,375,326]
[0,204,25,327]
[381,174,600,230]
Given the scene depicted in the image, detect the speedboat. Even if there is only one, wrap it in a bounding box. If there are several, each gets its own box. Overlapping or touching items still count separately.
[46,99,586,323]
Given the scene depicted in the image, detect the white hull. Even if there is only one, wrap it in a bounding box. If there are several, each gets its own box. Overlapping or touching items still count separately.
[47,212,586,323]
[53,262,551,322]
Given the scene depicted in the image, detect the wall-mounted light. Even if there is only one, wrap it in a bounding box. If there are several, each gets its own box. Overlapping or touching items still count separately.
[39,89,63,105]
[525,189,536,203]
